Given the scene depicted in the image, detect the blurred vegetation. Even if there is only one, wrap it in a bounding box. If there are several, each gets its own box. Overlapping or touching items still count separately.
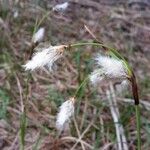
[0,0,150,149]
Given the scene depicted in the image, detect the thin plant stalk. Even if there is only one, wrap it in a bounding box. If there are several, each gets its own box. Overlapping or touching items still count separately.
[33,9,53,35]
[19,74,30,150]
[70,42,130,67]
[73,77,89,98]
[28,11,52,59]
[20,112,27,150]
[135,105,141,150]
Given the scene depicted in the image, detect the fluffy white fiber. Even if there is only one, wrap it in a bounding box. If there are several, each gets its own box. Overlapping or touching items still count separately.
[90,55,128,85]
[96,55,127,78]
[90,69,104,85]
[56,98,75,130]
[53,2,69,12]
[23,45,66,71]
[32,27,45,43]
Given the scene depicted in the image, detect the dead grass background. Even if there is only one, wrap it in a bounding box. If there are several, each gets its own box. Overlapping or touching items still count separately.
[0,0,150,149]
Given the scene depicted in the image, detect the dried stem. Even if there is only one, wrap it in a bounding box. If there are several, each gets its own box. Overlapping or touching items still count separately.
[84,24,108,52]
[106,83,128,150]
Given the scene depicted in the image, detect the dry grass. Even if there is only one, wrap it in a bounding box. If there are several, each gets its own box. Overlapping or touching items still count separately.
[0,0,150,149]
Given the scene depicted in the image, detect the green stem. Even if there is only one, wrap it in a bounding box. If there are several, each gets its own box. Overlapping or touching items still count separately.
[74,77,89,98]
[33,11,52,35]
[20,112,26,150]
[70,42,132,72]
[135,104,141,150]
[70,42,109,49]
[19,74,30,150]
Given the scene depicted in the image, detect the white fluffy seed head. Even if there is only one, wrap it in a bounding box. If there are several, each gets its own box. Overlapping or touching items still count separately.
[95,55,127,78]
[90,55,128,85]
[120,80,129,88]
[53,2,69,12]
[56,97,75,130]
[32,28,45,43]
[90,69,104,85]
[23,45,67,71]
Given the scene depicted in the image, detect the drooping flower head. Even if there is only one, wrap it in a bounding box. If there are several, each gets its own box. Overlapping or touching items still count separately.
[90,55,129,85]
[23,45,68,71]
[56,97,75,130]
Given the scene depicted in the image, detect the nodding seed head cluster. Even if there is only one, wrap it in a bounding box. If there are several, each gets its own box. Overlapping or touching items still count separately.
[90,55,129,86]
[23,45,68,71]
[24,41,130,131]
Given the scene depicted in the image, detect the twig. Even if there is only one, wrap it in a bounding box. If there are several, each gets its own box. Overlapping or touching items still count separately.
[110,83,128,150]
[106,83,128,150]
[8,132,19,150]
[84,24,108,52]
[101,142,113,150]
[120,98,150,110]
[71,119,94,150]
[84,25,99,42]
[79,97,88,130]
[106,89,122,150]
[61,136,94,149]
[73,117,85,150]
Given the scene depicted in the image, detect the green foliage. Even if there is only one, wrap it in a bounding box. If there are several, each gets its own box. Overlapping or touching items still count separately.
[73,50,82,82]
[19,112,27,150]
[140,76,150,96]
[93,130,101,149]
[143,116,150,148]
[0,36,8,50]
[32,136,41,150]
[48,87,64,107]
[120,104,135,126]
[0,89,10,119]
[0,0,9,19]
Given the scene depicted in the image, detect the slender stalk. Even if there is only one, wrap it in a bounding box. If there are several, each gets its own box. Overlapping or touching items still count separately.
[20,74,30,150]
[135,105,141,150]
[71,42,104,47]
[70,42,128,64]
[74,77,89,98]
[33,11,52,35]
[20,112,26,150]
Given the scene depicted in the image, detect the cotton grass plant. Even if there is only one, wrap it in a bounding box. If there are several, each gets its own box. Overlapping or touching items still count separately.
[23,25,141,150]
[23,45,68,71]
[56,97,75,130]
